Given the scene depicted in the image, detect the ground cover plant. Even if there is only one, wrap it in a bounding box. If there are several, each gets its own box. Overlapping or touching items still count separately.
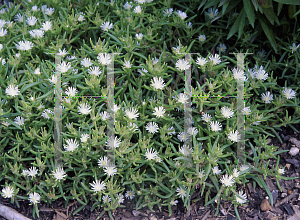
[0,0,300,219]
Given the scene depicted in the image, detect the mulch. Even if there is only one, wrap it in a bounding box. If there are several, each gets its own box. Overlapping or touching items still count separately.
[1,123,300,220]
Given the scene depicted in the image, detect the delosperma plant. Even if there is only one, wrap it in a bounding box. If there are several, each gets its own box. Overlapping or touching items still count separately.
[0,0,299,219]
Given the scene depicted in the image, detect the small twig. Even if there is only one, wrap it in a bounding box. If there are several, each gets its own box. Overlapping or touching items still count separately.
[0,204,31,220]
[275,193,299,207]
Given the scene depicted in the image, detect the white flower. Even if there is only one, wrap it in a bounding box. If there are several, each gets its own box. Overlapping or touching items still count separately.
[177,131,188,142]
[0,28,7,37]
[232,168,240,178]
[176,59,190,71]
[2,186,15,198]
[138,68,148,76]
[100,21,113,32]
[29,192,41,205]
[64,139,79,152]
[177,93,189,104]
[15,13,23,22]
[45,8,55,16]
[125,190,135,199]
[52,167,67,181]
[57,48,68,57]
[170,200,178,206]
[28,167,38,177]
[102,195,111,203]
[97,53,112,65]
[48,75,57,84]
[134,5,142,14]
[15,41,33,51]
[202,113,212,122]
[209,54,221,65]
[146,121,159,134]
[163,8,173,17]
[232,68,246,81]
[22,169,29,176]
[88,66,102,76]
[90,179,106,192]
[176,10,187,20]
[0,57,5,65]
[124,2,133,10]
[220,174,235,187]
[217,43,226,53]
[2,119,10,127]
[81,58,93,67]
[65,87,77,97]
[278,168,285,175]
[152,58,159,65]
[210,121,222,132]
[5,84,20,97]
[198,169,205,179]
[206,8,218,19]
[228,130,241,142]
[199,34,206,42]
[179,145,193,156]
[31,6,39,12]
[6,21,13,28]
[187,127,198,136]
[0,44,3,51]
[136,33,143,40]
[26,16,37,26]
[41,109,53,119]
[186,22,192,28]
[41,21,52,31]
[125,108,139,119]
[80,133,89,143]
[261,91,273,104]
[196,57,207,66]
[150,77,165,90]
[282,87,296,99]
[239,164,249,172]
[98,156,110,168]
[41,5,48,12]
[242,107,251,115]
[167,126,175,135]
[14,116,24,126]
[117,193,124,204]
[221,106,234,118]
[111,104,120,113]
[145,148,158,160]
[0,20,6,29]
[256,66,268,80]
[153,106,165,118]
[212,166,222,175]
[134,0,146,3]
[176,186,187,199]
[172,45,181,53]
[123,60,132,69]
[290,43,299,54]
[33,67,40,75]
[106,136,121,149]
[257,50,266,58]
[78,103,92,115]
[57,61,71,73]
[103,164,117,176]
[236,190,247,204]
[77,14,85,22]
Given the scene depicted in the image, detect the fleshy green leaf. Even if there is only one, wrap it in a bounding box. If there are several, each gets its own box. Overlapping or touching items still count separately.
[258,17,277,53]
[273,0,300,5]
[227,8,245,39]
[243,0,256,28]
